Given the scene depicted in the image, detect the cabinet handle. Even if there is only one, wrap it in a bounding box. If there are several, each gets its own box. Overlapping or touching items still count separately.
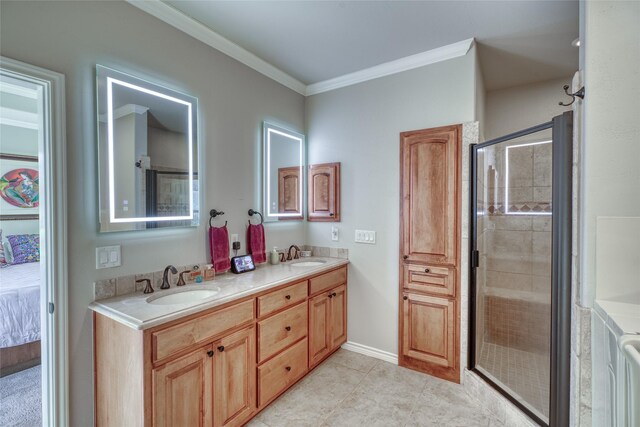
[285,326,291,331]
[207,350,214,357]
[329,213,334,217]
[217,346,225,352]
[285,295,291,300]
[403,255,408,260]
[332,292,337,297]
[424,268,430,273]
[403,296,408,300]
[285,366,292,372]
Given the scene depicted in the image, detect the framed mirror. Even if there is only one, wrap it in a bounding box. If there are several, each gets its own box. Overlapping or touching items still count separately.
[96,65,199,232]
[263,122,305,221]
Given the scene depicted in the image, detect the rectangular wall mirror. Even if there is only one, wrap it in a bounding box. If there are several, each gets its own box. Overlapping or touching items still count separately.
[263,122,305,221]
[96,65,199,232]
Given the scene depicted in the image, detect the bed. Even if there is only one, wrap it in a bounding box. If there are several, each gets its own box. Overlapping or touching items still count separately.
[0,262,41,376]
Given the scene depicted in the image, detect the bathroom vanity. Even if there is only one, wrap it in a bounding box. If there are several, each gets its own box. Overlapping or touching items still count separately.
[90,258,347,427]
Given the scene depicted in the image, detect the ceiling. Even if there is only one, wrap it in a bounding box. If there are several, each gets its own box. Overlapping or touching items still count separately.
[163,0,579,91]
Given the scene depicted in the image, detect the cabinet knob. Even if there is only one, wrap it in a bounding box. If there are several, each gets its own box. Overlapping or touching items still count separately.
[285,366,292,372]
[285,326,291,331]
[332,292,337,297]
[328,294,333,298]
[285,295,291,300]
[403,255,408,260]
[424,268,430,273]
[329,213,334,217]
[217,346,225,352]
[207,350,214,357]
[403,296,408,300]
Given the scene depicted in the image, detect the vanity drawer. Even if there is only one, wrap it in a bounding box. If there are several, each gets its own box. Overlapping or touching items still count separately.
[258,280,308,318]
[258,302,307,362]
[152,299,254,362]
[309,266,347,296]
[403,264,456,297]
[258,337,308,407]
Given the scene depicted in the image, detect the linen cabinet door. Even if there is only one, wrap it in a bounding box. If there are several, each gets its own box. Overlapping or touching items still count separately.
[213,326,256,427]
[153,346,213,427]
[400,126,459,265]
[308,292,331,367]
[329,285,347,350]
[401,293,458,382]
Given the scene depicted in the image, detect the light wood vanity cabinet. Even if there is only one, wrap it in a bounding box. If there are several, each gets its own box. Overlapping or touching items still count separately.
[308,162,340,222]
[399,124,461,383]
[94,264,348,427]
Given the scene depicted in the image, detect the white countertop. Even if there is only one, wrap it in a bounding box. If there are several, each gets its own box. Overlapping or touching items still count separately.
[89,257,348,331]
[594,299,640,336]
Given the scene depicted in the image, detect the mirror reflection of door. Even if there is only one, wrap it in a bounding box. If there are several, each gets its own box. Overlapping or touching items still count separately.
[277,166,301,220]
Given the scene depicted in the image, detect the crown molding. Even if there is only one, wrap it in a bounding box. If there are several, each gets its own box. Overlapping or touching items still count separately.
[306,38,475,95]
[128,1,474,97]
[126,0,307,95]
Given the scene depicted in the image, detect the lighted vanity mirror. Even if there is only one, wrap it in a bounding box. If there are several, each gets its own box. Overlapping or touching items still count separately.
[96,65,199,232]
[263,122,305,221]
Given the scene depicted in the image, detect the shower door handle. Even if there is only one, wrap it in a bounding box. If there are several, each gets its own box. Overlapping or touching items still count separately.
[471,250,480,268]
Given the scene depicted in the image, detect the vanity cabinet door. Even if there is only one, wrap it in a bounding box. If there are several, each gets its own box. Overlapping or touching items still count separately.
[308,292,331,367]
[213,326,256,427]
[329,285,347,350]
[308,162,340,222]
[153,345,213,427]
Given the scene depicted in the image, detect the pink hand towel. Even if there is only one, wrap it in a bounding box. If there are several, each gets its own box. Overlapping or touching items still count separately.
[246,223,266,264]
[209,225,231,273]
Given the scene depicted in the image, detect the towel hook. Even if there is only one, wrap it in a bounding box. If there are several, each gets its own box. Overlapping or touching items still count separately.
[559,84,585,107]
[248,209,264,225]
[209,209,227,228]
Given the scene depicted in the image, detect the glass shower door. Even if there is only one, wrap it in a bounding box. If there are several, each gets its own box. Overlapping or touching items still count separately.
[470,113,573,427]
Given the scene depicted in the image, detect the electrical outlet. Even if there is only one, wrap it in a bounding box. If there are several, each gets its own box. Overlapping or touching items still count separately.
[331,226,339,241]
[355,230,376,244]
[231,234,239,242]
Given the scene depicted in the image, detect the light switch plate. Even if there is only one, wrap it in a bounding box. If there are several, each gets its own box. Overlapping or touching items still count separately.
[96,245,121,269]
[355,230,376,244]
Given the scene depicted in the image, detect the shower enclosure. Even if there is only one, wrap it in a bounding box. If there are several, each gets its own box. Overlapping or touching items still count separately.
[469,112,573,427]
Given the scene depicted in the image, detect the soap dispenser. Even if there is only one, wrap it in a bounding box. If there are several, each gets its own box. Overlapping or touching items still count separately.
[270,247,280,265]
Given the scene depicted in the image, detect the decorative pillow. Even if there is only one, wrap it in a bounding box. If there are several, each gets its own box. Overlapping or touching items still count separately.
[0,230,7,268]
[3,240,14,264]
[7,234,40,265]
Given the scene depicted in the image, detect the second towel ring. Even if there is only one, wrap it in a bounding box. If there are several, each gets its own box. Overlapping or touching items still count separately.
[248,209,263,225]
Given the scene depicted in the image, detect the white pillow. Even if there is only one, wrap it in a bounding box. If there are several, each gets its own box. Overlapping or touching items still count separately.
[3,240,14,264]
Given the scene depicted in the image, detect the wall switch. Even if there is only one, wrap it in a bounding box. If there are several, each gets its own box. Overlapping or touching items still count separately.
[96,245,121,269]
[355,230,376,244]
[331,226,339,241]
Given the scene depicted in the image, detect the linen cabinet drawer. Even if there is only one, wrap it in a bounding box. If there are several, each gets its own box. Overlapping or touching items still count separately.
[309,266,347,296]
[404,264,456,297]
[258,302,307,362]
[258,337,308,407]
[257,280,308,318]
[152,299,254,362]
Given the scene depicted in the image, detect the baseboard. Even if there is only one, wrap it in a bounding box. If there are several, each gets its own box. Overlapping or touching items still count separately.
[341,341,398,365]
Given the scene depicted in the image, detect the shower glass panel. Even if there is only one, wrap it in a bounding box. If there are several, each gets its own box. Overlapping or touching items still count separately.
[474,126,553,424]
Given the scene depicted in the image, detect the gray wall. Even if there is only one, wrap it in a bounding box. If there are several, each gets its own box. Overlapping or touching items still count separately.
[305,51,476,356]
[0,1,305,425]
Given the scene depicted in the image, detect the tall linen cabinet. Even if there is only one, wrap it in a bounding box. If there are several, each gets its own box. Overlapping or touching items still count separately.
[399,124,461,383]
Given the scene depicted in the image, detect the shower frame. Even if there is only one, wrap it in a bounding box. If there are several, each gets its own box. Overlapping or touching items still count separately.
[468,111,573,427]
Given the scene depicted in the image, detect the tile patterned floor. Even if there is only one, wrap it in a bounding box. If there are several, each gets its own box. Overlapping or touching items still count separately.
[248,349,504,427]
[477,342,549,421]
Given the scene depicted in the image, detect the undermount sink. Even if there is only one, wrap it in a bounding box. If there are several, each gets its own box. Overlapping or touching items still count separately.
[147,288,220,305]
[291,260,327,267]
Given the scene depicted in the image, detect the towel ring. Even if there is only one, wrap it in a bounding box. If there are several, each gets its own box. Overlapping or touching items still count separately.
[209,209,227,228]
[248,209,263,225]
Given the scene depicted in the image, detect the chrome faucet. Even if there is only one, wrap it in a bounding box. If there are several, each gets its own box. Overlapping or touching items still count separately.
[161,265,178,289]
[287,245,300,261]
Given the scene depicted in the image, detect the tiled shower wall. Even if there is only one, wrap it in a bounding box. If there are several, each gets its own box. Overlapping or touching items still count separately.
[478,139,553,354]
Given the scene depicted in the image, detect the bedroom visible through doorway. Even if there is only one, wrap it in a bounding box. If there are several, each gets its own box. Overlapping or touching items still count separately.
[0,57,68,427]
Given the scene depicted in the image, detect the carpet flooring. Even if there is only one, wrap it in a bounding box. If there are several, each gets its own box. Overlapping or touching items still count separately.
[0,364,41,427]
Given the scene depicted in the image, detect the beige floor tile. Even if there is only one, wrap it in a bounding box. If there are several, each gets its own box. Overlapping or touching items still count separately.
[323,348,379,373]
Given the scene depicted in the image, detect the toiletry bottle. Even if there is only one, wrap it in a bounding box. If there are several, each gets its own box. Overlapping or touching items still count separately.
[203,264,215,281]
[270,247,280,265]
